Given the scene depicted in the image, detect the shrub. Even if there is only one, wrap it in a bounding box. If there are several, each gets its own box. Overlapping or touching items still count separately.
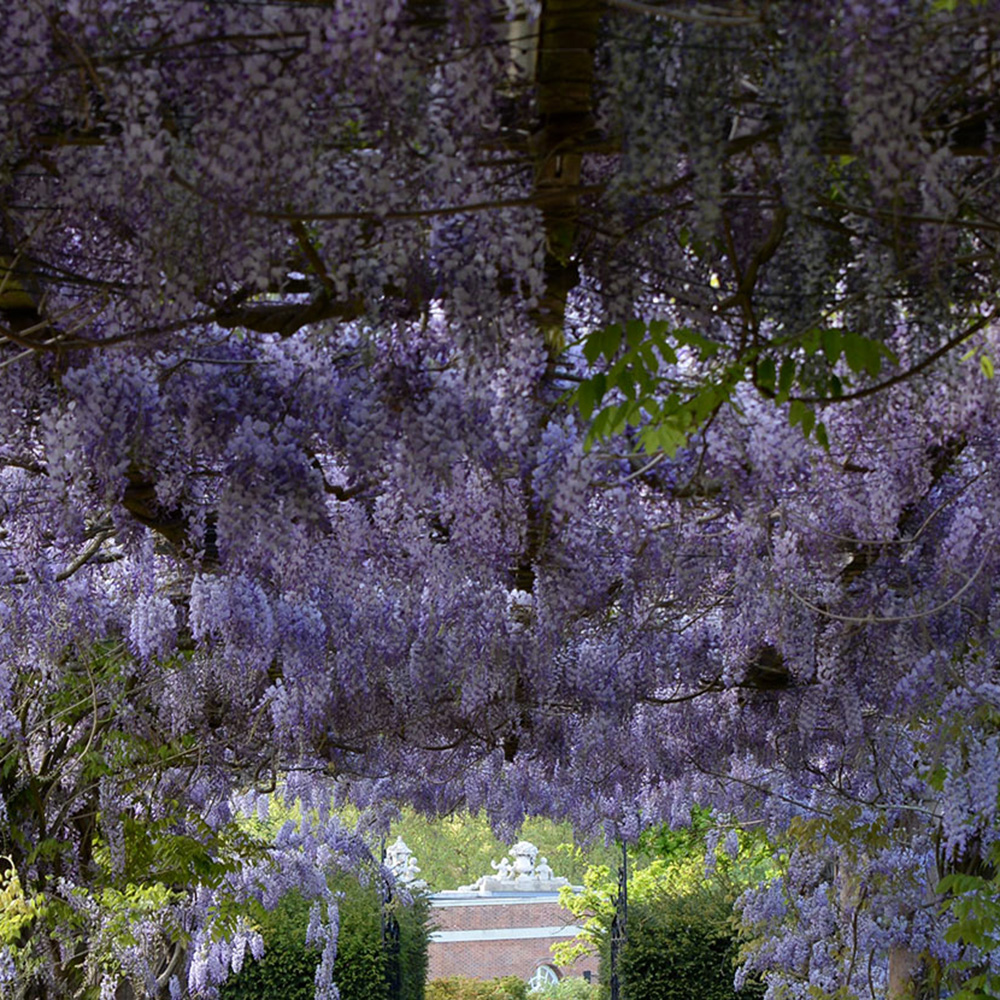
[531,977,599,1000]
[328,873,390,1000]
[395,888,431,1000]
[221,873,429,1000]
[426,975,528,1000]
[218,892,322,1000]
[608,890,765,1000]
[559,832,773,1000]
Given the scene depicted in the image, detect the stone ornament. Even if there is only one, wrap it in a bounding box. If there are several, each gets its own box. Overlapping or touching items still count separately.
[386,836,427,890]
[456,841,570,894]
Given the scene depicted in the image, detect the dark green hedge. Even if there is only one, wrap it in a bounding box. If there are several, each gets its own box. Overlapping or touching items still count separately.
[600,890,765,1000]
[220,873,429,1000]
[218,892,320,1000]
[394,886,431,1000]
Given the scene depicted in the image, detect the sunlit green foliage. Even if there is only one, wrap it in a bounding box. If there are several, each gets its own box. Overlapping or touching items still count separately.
[391,809,620,892]
[572,318,904,456]
[426,975,528,1000]
[532,978,599,1000]
[938,842,1000,1000]
[556,819,773,1000]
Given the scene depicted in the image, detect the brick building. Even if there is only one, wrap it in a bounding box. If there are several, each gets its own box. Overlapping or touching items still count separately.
[412,840,599,989]
[427,890,599,986]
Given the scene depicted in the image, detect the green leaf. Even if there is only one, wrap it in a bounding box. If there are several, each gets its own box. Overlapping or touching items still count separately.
[625,318,646,349]
[583,324,623,365]
[863,342,882,377]
[591,372,607,409]
[788,400,816,438]
[800,328,821,355]
[801,407,815,438]
[777,358,796,400]
[644,423,689,457]
[635,341,658,372]
[757,358,776,392]
[641,398,661,421]
[588,407,612,444]
[842,333,866,373]
[822,328,842,365]
[656,343,678,365]
[607,403,629,437]
[843,333,882,377]
[577,380,596,421]
[690,386,722,423]
[938,873,989,895]
[981,354,995,379]
[674,327,720,360]
[815,422,829,451]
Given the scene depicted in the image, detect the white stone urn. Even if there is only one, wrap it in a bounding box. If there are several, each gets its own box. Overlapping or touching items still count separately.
[510,840,538,880]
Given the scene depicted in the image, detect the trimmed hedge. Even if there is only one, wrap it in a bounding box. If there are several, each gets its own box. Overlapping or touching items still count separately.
[390,885,432,1000]
[602,891,765,1000]
[220,873,429,1000]
[218,892,321,1000]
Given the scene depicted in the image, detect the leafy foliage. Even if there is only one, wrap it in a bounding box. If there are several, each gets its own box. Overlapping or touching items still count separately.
[218,892,327,1000]
[531,978,599,1000]
[558,827,770,1000]
[937,839,1000,1000]
[615,894,762,1000]
[573,319,904,455]
[392,810,619,892]
[0,860,46,948]
[220,875,430,1000]
[426,976,528,1000]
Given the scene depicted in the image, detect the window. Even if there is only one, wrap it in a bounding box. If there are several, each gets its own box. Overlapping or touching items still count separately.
[528,964,560,992]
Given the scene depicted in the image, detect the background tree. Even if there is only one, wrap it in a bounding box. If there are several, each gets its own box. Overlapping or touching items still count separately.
[390,810,620,891]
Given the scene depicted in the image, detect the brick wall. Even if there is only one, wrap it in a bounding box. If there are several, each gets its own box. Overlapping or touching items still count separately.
[432,899,570,932]
[428,936,597,981]
[427,895,599,984]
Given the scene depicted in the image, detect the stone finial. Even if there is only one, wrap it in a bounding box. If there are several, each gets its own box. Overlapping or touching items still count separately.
[386,836,412,873]
[386,836,427,889]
